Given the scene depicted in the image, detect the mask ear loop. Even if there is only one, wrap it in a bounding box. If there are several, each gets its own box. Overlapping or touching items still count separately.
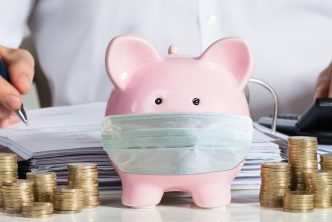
[246,78,279,133]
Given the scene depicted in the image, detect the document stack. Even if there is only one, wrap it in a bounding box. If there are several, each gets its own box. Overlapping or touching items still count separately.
[254,123,332,162]
[0,103,282,191]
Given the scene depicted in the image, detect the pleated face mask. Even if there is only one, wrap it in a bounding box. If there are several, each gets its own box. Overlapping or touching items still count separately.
[102,113,253,175]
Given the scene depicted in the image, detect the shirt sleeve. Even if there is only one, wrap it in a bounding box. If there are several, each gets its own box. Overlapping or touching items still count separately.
[0,0,35,48]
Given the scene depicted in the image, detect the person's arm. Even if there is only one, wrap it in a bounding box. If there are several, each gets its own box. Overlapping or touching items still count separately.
[315,61,332,99]
[0,0,35,127]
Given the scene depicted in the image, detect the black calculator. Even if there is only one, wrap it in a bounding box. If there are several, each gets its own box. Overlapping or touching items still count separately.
[258,98,332,144]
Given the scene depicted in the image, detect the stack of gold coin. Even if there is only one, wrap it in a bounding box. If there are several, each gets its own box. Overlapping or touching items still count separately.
[0,185,3,208]
[22,202,53,218]
[0,153,18,207]
[283,191,314,212]
[26,172,57,202]
[0,153,18,183]
[288,136,318,190]
[2,179,34,213]
[67,163,100,208]
[304,170,332,208]
[320,154,332,171]
[53,186,84,213]
[260,162,291,207]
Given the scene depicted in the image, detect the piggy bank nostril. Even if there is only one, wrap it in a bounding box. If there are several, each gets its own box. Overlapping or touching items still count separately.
[192,98,200,105]
[155,98,163,105]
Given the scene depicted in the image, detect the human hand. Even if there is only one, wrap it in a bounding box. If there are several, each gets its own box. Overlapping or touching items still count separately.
[0,45,34,127]
[315,61,332,99]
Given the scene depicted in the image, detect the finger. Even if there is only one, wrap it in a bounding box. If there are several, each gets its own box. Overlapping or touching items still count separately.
[0,106,12,119]
[315,78,329,98]
[0,113,20,128]
[315,65,331,98]
[327,64,332,98]
[315,87,328,99]
[0,76,22,110]
[326,82,332,98]
[0,47,34,94]
[315,78,330,98]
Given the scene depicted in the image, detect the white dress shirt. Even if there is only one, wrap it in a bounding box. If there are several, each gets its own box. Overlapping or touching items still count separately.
[1,0,332,119]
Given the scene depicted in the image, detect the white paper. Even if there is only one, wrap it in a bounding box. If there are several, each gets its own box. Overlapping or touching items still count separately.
[0,102,106,159]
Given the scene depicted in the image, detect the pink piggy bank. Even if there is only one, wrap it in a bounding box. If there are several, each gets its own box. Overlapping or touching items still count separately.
[102,36,253,208]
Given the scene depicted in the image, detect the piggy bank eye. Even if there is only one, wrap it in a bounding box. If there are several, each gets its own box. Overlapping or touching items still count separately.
[155,98,163,105]
[192,98,200,105]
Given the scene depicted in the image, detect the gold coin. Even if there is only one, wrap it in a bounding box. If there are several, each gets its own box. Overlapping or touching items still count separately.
[0,153,17,159]
[3,179,34,186]
[67,163,97,169]
[288,136,317,141]
[54,186,83,193]
[261,162,290,168]
[22,202,53,211]
[54,210,81,214]
[22,213,53,218]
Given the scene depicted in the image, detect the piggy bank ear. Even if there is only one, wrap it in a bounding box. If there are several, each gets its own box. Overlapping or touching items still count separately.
[105,36,161,90]
[200,38,252,90]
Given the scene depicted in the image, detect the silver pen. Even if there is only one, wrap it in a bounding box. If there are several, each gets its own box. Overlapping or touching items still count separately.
[0,59,29,125]
[16,104,28,125]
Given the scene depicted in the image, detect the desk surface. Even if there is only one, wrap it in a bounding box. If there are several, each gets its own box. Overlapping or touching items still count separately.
[0,190,330,222]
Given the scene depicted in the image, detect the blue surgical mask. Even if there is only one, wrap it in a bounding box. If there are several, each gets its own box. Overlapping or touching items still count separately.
[102,113,253,175]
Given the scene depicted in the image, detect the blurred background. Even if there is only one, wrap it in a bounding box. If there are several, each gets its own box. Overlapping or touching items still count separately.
[10,1,332,121]
[21,35,51,110]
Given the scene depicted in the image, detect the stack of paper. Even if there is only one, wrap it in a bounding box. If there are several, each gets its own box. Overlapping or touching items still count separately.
[0,103,282,191]
[254,123,332,163]
[233,128,283,190]
[0,103,120,190]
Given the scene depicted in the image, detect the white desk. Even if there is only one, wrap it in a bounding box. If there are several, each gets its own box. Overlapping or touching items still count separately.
[0,190,331,222]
